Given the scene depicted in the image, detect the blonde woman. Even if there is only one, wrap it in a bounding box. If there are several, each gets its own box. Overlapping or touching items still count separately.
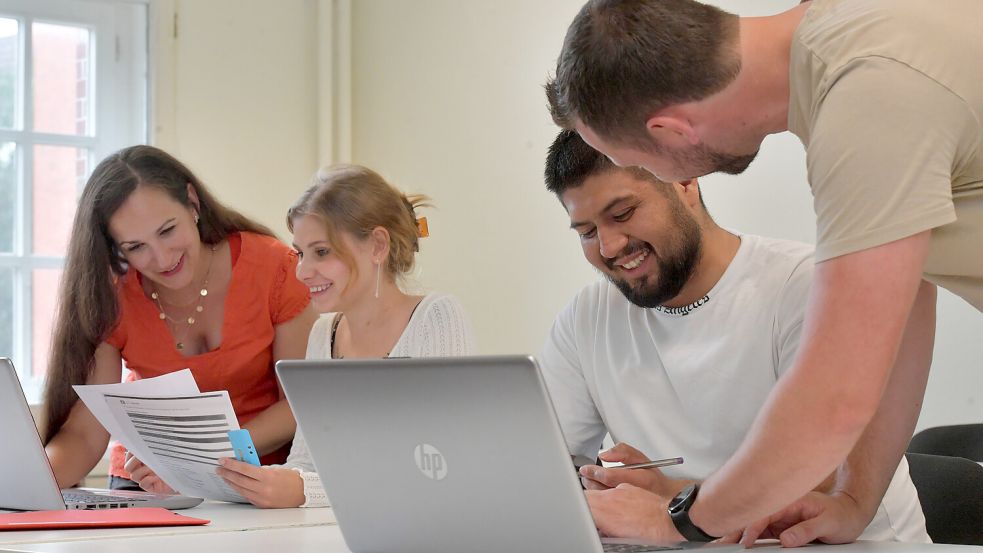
[217,164,475,508]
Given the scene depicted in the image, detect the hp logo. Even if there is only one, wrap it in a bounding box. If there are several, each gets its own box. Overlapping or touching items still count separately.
[414,444,448,481]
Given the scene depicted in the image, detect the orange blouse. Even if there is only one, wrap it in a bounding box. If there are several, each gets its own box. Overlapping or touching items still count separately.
[104,232,310,478]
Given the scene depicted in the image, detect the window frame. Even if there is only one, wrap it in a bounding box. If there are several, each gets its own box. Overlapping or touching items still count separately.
[0,0,147,403]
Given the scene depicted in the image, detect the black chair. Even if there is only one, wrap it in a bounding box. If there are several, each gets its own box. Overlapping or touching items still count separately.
[908,424,983,461]
[905,452,983,545]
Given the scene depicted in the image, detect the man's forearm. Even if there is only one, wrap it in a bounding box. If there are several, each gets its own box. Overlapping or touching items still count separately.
[692,359,879,536]
[836,281,936,517]
[687,234,931,537]
[661,477,699,500]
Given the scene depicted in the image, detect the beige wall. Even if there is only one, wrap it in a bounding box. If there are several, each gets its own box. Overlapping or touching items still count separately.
[349,0,597,358]
[152,0,321,239]
[154,0,983,432]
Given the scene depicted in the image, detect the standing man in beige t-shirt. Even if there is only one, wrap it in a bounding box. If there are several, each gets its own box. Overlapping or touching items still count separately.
[546,0,982,547]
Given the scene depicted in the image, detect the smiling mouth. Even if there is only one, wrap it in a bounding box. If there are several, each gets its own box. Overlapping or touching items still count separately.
[310,283,332,294]
[611,245,652,272]
[620,249,649,270]
[160,255,185,276]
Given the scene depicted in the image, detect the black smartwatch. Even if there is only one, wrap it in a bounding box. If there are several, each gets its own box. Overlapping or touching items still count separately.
[667,483,717,542]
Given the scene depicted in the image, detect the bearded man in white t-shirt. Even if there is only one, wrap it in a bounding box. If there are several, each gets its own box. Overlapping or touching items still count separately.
[540,130,929,543]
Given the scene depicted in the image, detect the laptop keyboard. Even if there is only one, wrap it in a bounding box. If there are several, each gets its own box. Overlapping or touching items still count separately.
[63,490,148,505]
[602,545,683,552]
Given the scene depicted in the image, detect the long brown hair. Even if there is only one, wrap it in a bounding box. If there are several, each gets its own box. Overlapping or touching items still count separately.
[42,145,273,443]
[286,164,429,288]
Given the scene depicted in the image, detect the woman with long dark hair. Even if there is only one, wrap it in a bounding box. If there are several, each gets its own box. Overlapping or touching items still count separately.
[43,145,317,491]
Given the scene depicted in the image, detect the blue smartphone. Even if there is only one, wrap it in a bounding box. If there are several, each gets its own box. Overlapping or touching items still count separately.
[227,429,261,466]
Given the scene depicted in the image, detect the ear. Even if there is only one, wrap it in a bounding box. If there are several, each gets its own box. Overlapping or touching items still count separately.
[369,226,391,264]
[186,182,201,215]
[674,178,704,211]
[645,108,700,147]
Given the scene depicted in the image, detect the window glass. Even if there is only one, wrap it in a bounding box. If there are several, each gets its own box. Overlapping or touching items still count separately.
[32,268,60,377]
[0,18,17,130]
[0,267,12,361]
[32,22,91,136]
[33,144,86,255]
[0,142,15,253]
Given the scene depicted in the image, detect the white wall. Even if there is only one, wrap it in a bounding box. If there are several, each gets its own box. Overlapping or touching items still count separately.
[345,0,982,431]
[348,0,595,361]
[151,0,320,238]
[152,0,980,432]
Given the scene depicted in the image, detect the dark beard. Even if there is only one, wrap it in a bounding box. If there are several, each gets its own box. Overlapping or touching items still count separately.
[610,237,701,308]
[607,200,703,308]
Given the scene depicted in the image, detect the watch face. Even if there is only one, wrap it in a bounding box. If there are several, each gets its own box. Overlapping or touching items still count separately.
[668,484,695,513]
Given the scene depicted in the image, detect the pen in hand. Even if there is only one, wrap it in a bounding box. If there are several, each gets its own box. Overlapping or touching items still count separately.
[614,456,684,470]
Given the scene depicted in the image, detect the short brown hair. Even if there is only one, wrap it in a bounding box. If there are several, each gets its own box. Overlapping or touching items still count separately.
[287,164,429,284]
[547,0,740,146]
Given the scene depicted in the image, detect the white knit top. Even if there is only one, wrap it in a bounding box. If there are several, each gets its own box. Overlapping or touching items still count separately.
[279,292,476,507]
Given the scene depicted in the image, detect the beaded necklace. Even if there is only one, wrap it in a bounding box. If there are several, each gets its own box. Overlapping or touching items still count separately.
[151,245,217,350]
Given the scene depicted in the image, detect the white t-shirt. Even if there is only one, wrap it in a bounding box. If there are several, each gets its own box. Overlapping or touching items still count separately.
[278,292,476,507]
[541,234,929,543]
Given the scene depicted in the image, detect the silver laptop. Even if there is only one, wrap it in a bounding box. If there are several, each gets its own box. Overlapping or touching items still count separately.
[0,358,202,511]
[278,355,739,553]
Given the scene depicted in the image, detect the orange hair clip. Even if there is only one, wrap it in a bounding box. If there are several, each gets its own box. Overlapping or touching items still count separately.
[416,217,429,238]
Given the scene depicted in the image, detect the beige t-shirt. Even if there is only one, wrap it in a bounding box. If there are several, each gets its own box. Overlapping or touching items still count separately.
[788,0,983,310]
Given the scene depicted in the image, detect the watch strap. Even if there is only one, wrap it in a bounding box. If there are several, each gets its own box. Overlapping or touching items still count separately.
[668,484,717,542]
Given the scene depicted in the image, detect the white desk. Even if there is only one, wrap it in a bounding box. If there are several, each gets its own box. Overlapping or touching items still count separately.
[0,504,980,553]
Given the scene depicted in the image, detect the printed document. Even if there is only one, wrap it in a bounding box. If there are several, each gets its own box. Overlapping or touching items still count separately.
[74,371,247,503]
